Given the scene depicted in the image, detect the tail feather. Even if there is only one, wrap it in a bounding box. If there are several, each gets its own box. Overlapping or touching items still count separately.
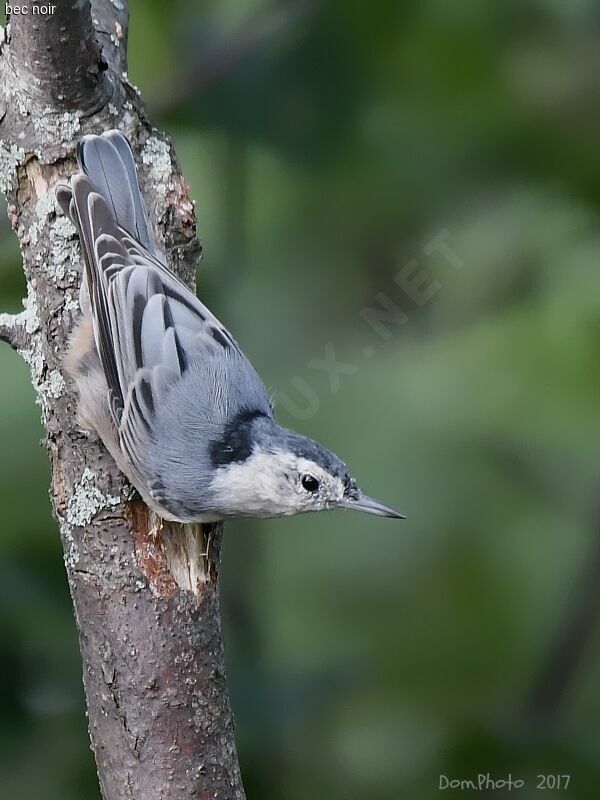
[77,131,155,255]
[56,130,186,419]
[103,131,150,248]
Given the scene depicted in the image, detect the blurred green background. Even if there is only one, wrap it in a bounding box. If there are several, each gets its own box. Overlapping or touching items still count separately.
[2,1,600,798]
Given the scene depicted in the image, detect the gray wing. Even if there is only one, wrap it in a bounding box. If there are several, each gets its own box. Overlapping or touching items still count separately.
[57,131,271,494]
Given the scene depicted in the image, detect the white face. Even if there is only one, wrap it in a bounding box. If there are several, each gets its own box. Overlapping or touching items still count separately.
[209,448,348,518]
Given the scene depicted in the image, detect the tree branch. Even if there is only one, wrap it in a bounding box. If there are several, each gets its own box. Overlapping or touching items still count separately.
[91,0,129,77]
[0,2,245,799]
[3,0,112,113]
[0,311,27,351]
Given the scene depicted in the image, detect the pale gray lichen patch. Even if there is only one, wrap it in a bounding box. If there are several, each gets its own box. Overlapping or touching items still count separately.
[22,285,40,334]
[47,216,80,284]
[20,338,62,420]
[142,136,172,198]
[63,289,81,316]
[0,142,25,195]
[21,342,45,394]
[0,311,16,334]
[0,284,39,342]
[35,184,58,221]
[62,524,80,569]
[29,186,57,247]
[13,91,32,118]
[33,109,81,142]
[66,468,120,527]
[40,369,67,400]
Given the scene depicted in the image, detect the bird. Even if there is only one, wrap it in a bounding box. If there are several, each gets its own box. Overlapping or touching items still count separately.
[56,130,404,524]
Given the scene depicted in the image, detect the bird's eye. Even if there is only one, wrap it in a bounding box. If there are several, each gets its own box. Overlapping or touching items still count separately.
[301,474,320,493]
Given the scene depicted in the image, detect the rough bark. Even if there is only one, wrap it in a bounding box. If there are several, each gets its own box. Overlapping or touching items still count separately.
[0,3,246,799]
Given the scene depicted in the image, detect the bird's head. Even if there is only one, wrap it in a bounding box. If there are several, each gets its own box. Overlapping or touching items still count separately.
[208,411,404,520]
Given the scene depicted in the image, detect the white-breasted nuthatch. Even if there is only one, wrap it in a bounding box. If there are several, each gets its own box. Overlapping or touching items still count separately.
[56,131,404,523]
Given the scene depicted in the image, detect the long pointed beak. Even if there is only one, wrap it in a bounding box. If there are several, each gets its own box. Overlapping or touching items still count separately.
[339,491,405,519]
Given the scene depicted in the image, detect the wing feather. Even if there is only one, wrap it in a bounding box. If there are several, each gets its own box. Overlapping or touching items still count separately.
[60,133,246,486]
[58,131,271,509]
